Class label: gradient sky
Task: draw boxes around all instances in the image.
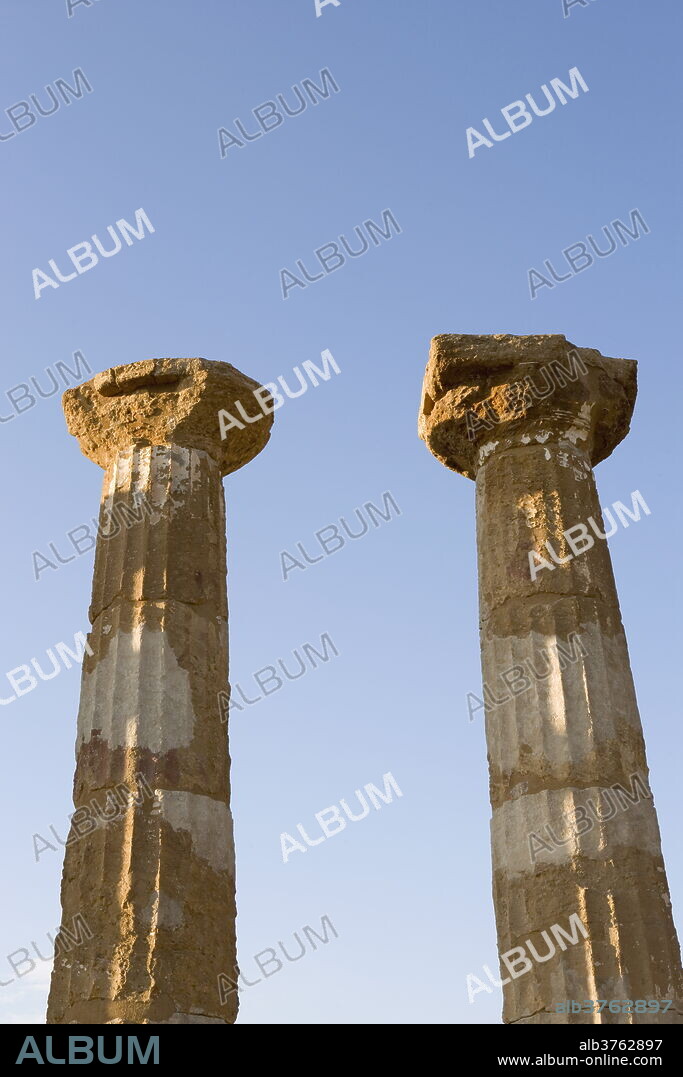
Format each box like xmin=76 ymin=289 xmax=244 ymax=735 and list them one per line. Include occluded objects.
xmin=0 ymin=0 xmax=680 ymax=1024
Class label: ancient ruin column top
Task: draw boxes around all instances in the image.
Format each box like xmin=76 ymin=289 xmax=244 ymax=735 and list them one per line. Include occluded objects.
xmin=63 ymin=357 xmax=273 ymax=474
xmin=418 ymin=334 xmax=636 ymax=480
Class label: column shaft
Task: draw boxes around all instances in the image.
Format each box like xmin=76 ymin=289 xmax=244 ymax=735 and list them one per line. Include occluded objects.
xmin=47 ymin=444 xmax=236 ymax=1025
xmin=477 ymin=440 xmax=682 ymax=1024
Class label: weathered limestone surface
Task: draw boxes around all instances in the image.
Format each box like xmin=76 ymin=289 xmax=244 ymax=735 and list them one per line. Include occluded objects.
xmin=48 ymin=358 xmax=273 ymax=1025
xmin=419 ymin=334 xmax=683 ymax=1024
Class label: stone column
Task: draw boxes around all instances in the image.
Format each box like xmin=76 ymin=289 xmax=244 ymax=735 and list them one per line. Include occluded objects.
xmin=47 ymin=358 xmax=273 ymax=1025
xmin=419 ymin=334 xmax=682 ymax=1024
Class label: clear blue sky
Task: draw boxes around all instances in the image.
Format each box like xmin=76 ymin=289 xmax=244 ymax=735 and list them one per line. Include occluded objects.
xmin=0 ymin=0 xmax=680 ymax=1024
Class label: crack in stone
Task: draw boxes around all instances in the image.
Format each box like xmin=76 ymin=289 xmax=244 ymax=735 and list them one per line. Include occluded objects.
xmin=481 ymin=590 xmax=611 ymax=623
xmin=507 ymin=1006 xmax=552 ymax=1023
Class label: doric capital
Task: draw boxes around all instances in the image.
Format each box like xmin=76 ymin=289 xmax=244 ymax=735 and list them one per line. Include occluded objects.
xmin=418 ymin=334 xmax=637 ymax=479
xmin=63 ymin=357 xmax=273 ymax=474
